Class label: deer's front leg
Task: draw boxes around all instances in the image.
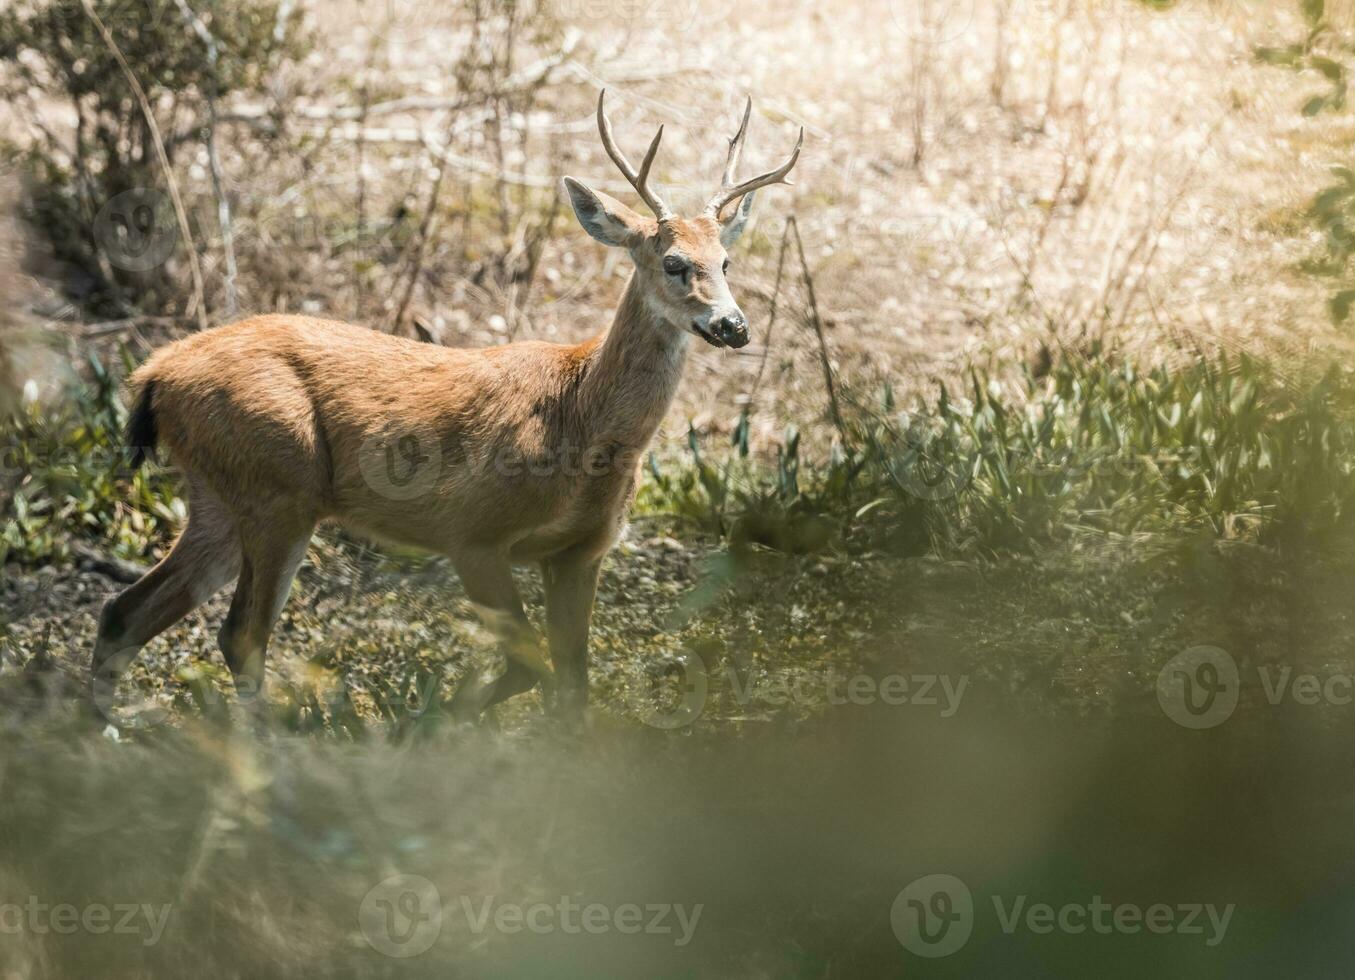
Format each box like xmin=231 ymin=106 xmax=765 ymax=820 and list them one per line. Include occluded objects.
xmin=543 ymin=552 xmax=603 ymax=719
xmin=449 ymin=549 xmax=552 ymax=722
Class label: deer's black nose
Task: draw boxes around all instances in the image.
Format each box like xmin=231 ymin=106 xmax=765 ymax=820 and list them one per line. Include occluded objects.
xmin=714 ymin=313 xmax=749 ymax=348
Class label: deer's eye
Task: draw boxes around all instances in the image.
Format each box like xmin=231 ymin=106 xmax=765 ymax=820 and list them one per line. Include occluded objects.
xmin=662 ymin=255 xmax=689 ymax=280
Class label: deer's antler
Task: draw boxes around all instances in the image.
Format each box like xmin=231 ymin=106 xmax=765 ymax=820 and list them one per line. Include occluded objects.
xmin=596 ymin=90 xmax=673 ymax=222
xmin=704 ymin=97 xmax=803 ymax=219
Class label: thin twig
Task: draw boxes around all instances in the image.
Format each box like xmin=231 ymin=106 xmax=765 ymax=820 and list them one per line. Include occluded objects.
xmin=748 ymin=217 xmax=794 ymax=410
xmin=786 ymin=216 xmax=847 ymax=444
xmin=174 ymin=0 xmax=238 ymax=317
xmin=67 ymin=315 xmax=190 ymax=337
xmin=390 ymin=129 xmax=457 ymax=331
xmin=354 ymin=40 xmax=378 ymax=320
xmin=81 ymin=0 xmax=207 ymax=330
xmin=221 ymin=40 xmax=584 ymax=128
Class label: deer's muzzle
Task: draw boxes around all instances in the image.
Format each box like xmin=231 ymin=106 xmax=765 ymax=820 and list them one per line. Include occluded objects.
xmin=711 ymin=312 xmax=749 ymax=349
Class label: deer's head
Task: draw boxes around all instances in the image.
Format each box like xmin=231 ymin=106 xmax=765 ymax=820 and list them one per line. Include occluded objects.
xmin=564 ymin=92 xmax=802 ymax=350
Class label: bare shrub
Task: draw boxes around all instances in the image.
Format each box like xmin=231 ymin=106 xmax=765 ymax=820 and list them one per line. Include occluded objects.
xmin=0 ymin=0 xmax=309 ymax=317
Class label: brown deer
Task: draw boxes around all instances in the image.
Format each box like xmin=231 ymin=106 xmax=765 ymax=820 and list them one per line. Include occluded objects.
xmin=91 ymin=92 xmax=802 ymax=723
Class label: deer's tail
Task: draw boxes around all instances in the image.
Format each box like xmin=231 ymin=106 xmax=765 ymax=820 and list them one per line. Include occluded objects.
xmin=125 ymin=379 xmax=158 ymax=469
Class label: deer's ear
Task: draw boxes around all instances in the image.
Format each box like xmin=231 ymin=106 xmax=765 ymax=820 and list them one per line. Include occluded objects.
xmin=719 ymin=191 xmax=756 ymax=248
xmin=564 ymin=177 xmax=647 ymax=248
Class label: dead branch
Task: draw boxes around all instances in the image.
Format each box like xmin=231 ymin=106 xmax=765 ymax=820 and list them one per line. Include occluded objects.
xmin=80 ymin=0 xmax=207 ymax=331
xmin=173 ymin=0 xmax=239 ymax=317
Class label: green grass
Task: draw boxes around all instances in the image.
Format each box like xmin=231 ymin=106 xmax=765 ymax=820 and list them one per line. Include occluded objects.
xmin=641 ymin=347 xmax=1355 ymax=557
xmin=0 ymin=348 xmax=182 ymax=565
xmin=7 ymin=343 xmax=1355 ymax=571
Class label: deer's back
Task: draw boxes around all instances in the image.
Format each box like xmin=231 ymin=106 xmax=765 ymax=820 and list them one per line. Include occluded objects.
xmin=133 ymin=315 xmax=612 ymax=552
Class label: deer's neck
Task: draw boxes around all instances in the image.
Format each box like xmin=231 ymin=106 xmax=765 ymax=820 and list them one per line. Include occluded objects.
xmin=578 ymin=273 xmax=690 ymax=451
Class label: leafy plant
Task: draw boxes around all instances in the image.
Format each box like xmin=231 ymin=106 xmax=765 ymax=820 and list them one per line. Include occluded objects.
xmin=1254 ymin=0 xmax=1355 ymax=320
xmin=0 ymin=348 xmax=182 ymax=565
xmin=643 ymin=349 xmax=1355 ymax=557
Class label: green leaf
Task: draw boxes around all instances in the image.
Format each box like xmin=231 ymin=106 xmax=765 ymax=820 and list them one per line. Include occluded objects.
xmin=1255 ymin=45 xmax=1302 ymax=67
xmin=1303 ymin=94 xmax=1330 ymax=116
xmin=1330 ymin=289 xmax=1355 ymax=322
xmin=1303 ymin=0 xmax=1325 ymax=27
xmin=1311 ymin=184 xmax=1354 ymax=217
xmin=1312 ymin=55 xmax=1345 ymax=81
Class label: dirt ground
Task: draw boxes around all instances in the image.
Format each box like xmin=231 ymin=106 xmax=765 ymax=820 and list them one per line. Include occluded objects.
xmin=5 ymin=0 xmax=1355 ymax=728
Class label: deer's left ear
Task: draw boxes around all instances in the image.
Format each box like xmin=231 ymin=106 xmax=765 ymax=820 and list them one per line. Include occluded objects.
xmin=719 ymin=192 xmax=756 ymax=248
xmin=563 ymin=177 xmax=648 ymax=248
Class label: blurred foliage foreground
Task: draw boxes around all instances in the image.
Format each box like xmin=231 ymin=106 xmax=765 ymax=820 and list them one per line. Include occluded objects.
xmin=4 ymin=672 xmax=1355 ymax=977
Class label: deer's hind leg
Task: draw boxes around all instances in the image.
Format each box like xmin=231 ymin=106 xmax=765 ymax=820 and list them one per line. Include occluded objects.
xmin=91 ymin=479 xmax=242 ymax=705
xmin=216 ymin=507 xmax=314 ymax=706
xmin=448 ymin=549 xmax=553 ymax=722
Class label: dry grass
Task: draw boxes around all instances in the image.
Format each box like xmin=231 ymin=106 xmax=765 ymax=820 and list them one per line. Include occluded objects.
xmin=289 ymin=0 xmax=1353 ymax=446
xmin=0 ymin=173 xmax=57 ymax=413
xmin=3 ymin=0 xmax=1347 ymax=455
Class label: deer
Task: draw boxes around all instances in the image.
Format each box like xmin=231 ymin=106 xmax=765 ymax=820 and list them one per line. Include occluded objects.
xmin=91 ymin=91 xmax=802 ymax=725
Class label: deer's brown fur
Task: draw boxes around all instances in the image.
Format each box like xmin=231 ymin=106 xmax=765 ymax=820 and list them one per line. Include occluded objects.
xmin=91 ymin=94 xmax=802 ymax=722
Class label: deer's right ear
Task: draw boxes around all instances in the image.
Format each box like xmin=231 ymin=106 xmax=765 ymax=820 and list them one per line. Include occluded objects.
xmin=563 ymin=177 xmax=647 ymax=248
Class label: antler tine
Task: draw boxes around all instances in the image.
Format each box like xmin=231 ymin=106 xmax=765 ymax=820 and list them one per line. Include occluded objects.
xmin=720 ymin=96 xmax=753 ymax=188
xmin=704 ymin=99 xmax=803 ymax=218
xmin=596 ymin=90 xmax=673 ymax=221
